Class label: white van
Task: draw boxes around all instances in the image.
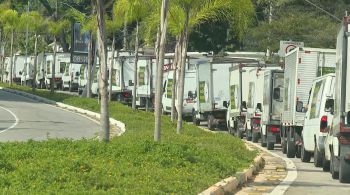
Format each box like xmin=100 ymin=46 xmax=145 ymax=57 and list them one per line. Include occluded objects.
xmin=45 ymin=53 xmax=70 ymax=89
xmin=301 ymin=74 xmax=335 ymax=167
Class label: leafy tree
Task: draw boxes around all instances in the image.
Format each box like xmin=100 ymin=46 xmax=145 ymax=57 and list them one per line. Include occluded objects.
xmin=1 ymin=9 xmax=19 ymax=86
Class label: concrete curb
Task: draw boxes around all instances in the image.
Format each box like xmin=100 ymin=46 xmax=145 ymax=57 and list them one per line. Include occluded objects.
xmin=198 ymin=152 xmax=265 ymax=195
xmin=0 ymin=87 xmax=126 ymax=137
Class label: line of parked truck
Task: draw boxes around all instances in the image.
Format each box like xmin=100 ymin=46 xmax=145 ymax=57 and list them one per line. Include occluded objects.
xmin=2 ymin=15 xmax=350 ymax=184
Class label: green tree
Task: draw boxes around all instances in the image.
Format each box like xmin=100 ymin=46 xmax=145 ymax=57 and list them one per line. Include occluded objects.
xmin=168 ymin=0 xmax=254 ymax=133
xmin=1 ymin=9 xmax=19 ymax=86
xmin=114 ymin=0 xmax=154 ymax=110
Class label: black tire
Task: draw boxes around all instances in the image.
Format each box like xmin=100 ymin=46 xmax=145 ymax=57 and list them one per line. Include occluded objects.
xmin=193 ymin=115 xmax=200 ymax=126
xmin=314 ymin=144 xmax=323 ymax=167
xmin=282 ymin=139 xmax=287 ymax=154
xmin=339 ymin=157 xmax=350 ymax=183
xmin=330 ymin=154 xmax=339 ymax=179
xmin=296 ymin=145 xmax=302 ymax=158
xmin=246 ymin=130 xmax=252 ymax=141
xmin=252 ymin=132 xmax=259 ymax=143
xmin=301 ymin=144 xmax=311 ymax=162
xmin=267 ymin=142 xmax=275 ymax=150
xmin=207 ymin=115 xmax=215 ymax=130
xmin=323 ymin=159 xmax=330 ymax=172
xmin=261 ymin=133 xmax=267 ymax=147
xmin=287 ymin=130 xmax=296 ymax=158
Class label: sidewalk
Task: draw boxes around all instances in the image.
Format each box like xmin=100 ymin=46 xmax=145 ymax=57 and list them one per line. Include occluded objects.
xmin=236 ymin=152 xmax=287 ymax=194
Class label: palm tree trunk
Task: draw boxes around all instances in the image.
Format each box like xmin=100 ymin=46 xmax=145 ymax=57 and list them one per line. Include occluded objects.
xmin=87 ymin=32 xmax=93 ymax=98
xmin=96 ymin=0 xmax=110 ymax=142
xmin=123 ymin=19 xmax=128 ymax=50
xmin=176 ymin=13 xmax=189 ymax=134
xmin=154 ymin=0 xmax=169 ymax=142
xmin=9 ymin=29 xmax=14 ymax=86
xmin=171 ymin=36 xmax=182 ymax=122
xmin=109 ymin=33 xmax=116 ymax=102
xmin=132 ymin=21 xmax=139 ymax=110
xmin=51 ymin=36 xmax=56 ymax=94
xmin=32 ymin=33 xmax=38 ymax=91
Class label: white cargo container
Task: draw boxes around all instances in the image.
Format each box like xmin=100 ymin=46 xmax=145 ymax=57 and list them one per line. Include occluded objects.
xmin=281 ymin=47 xmax=336 ymax=158
xmin=324 ymin=18 xmax=350 ymax=183
xmin=261 ymin=69 xmax=284 ymax=149
xmin=10 ymin=55 xmax=27 ymax=85
xmin=20 ymin=56 xmax=35 ymax=86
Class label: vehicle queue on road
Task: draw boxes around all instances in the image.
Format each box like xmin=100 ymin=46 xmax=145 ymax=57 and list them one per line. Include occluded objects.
xmin=1 ymin=15 xmax=350 ymax=185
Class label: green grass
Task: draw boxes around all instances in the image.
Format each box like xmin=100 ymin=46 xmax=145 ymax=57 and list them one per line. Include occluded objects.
xmin=0 ymin=83 xmax=257 ymax=194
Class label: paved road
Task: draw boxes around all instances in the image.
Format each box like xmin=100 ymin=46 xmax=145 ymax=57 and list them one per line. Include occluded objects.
xmin=0 ymin=90 xmax=99 ymax=141
xmin=268 ymin=145 xmax=350 ymax=195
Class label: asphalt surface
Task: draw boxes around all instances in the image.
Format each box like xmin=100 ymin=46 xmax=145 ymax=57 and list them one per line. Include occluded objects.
xmin=199 ymin=122 xmax=350 ymax=194
xmin=0 ymin=90 xmax=99 ymax=141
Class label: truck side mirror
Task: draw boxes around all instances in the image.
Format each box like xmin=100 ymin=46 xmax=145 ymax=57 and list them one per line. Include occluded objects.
xmin=273 ymin=87 xmax=281 ymax=101
xmin=241 ymin=101 xmax=247 ymax=111
xmin=325 ymin=99 xmax=334 ymax=114
xmin=296 ymin=101 xmax=304 ymax=112
xmin=223 ymin=101 xmax=228 ymax=108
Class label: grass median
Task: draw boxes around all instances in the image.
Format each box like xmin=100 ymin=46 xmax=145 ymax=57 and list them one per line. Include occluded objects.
xmin=0 ymin=83 xmax=257 ymax=194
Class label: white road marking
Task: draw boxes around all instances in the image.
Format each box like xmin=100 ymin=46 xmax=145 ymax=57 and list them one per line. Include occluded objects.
xmin=0 ymin=105 xmax=19 ymax=134
xmin=247 ymin=142 xmax=297 ymax=195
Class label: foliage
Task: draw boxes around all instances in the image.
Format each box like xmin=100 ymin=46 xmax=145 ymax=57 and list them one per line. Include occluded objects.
xmin=0 ymin=83 xmax=257 ymax=194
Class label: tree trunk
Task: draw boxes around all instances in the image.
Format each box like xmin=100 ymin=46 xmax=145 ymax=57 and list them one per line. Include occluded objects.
xmin=176 ymin=14 xmax=189 ymax=134
xmin=123 ymin=19 xmax=128 ymax=50
xmin=132 ymin=21 xmax=139 ymax=110
xmin=87 ymin=32 xmax=93 ymax=98
xmin=171 ymin=36 xmax=182 ymax=122
xmin=109 ymin=33 xmax=116 ymax=102
xmin=154 ymin=0 xmax=169 ymax=142
xmin=96 ymin=0 xmax=110 ymax=142
xmin=32 ymin=33 xmax=38 ymax=91
xmin=51 ymin=36 xmax=56 ymax=94
xmin=9 ymin=29 xmax=14 ymax=86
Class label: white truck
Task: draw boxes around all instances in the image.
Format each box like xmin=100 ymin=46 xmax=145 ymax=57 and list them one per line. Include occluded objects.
xmin=11 ymin=55 xmax=27 ymax=85
xmin=162 ymin=56 xmax=208 ymax=119
xmin=194 ymin=57 xmax=246 ymax=130
xmin=324 ymin=17 xmax=350 ymax=183
xmin=20 ymin=56 xmax=35 ymax=86
xmin=44 ymin=53 xmax=70 ymax=89
xmin=62 ymin=63 xmax=82 ymax=91
xmin=301 ymin=74 xmax=335 ymax=168
xmin=281 ymin=47 xmax=336 ymax=158
xmin=260 ymin=69 xmax=284 ymax=149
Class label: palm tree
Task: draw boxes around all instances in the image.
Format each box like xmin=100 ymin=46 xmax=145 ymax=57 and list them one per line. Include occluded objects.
xmin=20 ymin=11 xmax=46 ymax=91
xmin=114 ymin=0 xmax=153 ymax=110
xmin=168 ymin=0 xmax=254 ymax=133
xmin=154 ymin=0 xmax=169 ymax=142
xmin=96 ymin=0 xmax=110 ymax=142
xmin=1 ymin=9 xmax=19 ymax=86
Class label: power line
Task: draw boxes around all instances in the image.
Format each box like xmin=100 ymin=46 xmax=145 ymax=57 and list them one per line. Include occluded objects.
xmin=304 ymin=0 xmax=342 ymax=22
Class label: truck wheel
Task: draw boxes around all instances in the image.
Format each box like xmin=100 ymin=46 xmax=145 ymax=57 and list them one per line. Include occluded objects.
xmin=282 ymin=140 xmax=287 ymax=154
xmin=193 ymin=115 xmax=200 ymax=126
xmin=339 ymin=158 xmax=350 ymax=183
xmin=330 ymin=154 xmax=339 ymax=179
xmin=314 ymin=144 xmax=323 ymax=167
xmin=301 ymin=144 xmax=311 ymax=162
xmin=296 ymin=145 xmax=302 ymax=158
xmin=261 ymin=133 xmax=267 ymax=147
xmin=207 ymin=115 xmax=215 ymax=130
xmin=267 ymin=142 xmax=275 ymax=150
xmin=246 ymin=129 xmax=252 ymax=141
xmin=252 ymin=132 xmax=259 ymax=143
xmin=287 ymin=130 xmax=296 ymax=158
xmin=323 ymin=159 xmax=330 ymax=172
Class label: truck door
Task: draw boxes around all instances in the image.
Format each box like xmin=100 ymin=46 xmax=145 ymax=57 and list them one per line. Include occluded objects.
xmin=196 ymin=62 xmax=212 ymax=113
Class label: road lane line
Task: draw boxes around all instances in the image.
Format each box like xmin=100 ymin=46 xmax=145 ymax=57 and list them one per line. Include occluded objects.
xmin=247 ymin=142 xmax=297 ymax=195
xmin=0 ymin=105 xmax=19 ymax=134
